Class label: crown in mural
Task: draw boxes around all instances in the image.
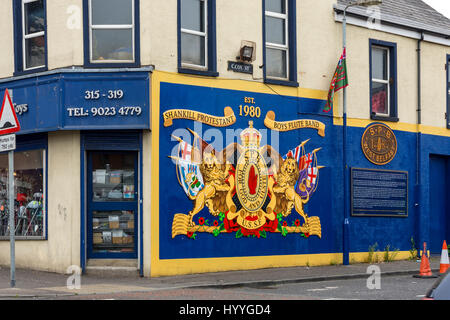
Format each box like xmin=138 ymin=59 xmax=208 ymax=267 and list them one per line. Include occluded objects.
xmin=240 ymin=121 xmax=261 ymax=148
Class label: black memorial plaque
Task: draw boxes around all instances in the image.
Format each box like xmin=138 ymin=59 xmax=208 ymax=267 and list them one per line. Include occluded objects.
xmin=351 ymin=168 xmax=408 ymax=217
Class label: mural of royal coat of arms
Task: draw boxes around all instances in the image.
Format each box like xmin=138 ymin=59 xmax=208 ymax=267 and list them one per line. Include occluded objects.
xmin=170 ymin=121 xmax=323 ymax=239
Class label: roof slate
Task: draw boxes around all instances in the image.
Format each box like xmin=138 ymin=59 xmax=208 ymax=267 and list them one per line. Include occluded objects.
xmin=337 ymin=0 xmax=450 ymax=36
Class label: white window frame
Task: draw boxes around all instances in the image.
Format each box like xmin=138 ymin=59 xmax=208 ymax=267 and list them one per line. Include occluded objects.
xmin=88 ymin=0 xmax=135 ymax=64
xmin=371 ymin=45 xmax=390 ymax=116
xmin=265 ymin=0 xmax=289 ymax=80
xmin=180 ymin=0 xmax=208 ymax=70
xmin=22 ymin=0 xmax=45 ymax=71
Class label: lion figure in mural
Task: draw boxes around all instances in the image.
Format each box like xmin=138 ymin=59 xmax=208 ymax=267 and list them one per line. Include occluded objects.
xmin=187 ymin=150 xmax=230 ymax=226
xmin=273 ymin=157 xmax=309 ymax=224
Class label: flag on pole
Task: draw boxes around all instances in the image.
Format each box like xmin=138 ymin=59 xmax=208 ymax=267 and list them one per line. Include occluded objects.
xmin=323 ymin=48 xmax=348 ymax=113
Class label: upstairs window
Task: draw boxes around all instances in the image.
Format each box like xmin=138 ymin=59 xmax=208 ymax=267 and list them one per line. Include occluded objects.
xmin=371 ymin=46 xmax=390 ymax=115
xmin=265 ymin=0 xmax=288 ymax=79
xmin=263 ymin=0 xmax=297 ymax=86
xmin=84 ymin=0 xmax=140 ymax=67
xmin=369 ymin=39 xmax=398 ymax=122
xmin=180 ymin=0 xmax=207 ymax=69
xmin=178 ymin=0 xmax=218 ymax=76
xmin=13 ymin=0 xmax=47 ymax=74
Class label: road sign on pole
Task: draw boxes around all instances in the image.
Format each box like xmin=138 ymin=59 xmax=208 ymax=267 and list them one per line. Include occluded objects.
xmin=0 ymin=89 xmax=20 ymax=135
xmin=1 ymin=89 xmax=21 ymax=288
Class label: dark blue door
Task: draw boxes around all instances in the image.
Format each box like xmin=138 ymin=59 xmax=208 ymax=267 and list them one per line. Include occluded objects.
xmin=429 ymin=155 xmax=449 ymax=253
xmin=87 ymin=151 xmax=138 ymax=259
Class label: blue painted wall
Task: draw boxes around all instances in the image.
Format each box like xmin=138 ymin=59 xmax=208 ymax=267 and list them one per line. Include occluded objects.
xmin=419 ymin=134 xmax=450 ymax=253
xmin=158 ymin=82 xmax=450 ymax=260
xmin=158 ymin=82 xmax=340 ymax=259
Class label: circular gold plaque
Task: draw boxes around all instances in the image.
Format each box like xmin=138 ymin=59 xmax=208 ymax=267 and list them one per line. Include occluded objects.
xmin=236 ymin=149 xmax=269 ymax=213
xmin=361 ymin=123 xmax=397 ymax=165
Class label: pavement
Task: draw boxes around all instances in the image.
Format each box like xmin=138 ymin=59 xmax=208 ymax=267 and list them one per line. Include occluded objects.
xmin=0 ymin=257 xmax=442 ymax=299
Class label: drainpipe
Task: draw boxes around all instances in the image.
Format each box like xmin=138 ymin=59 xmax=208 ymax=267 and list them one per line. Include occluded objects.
xmin=342 ymin=6 xmax=350 ymax=266
xmin=415 ymin=32 xmax=424 ymax=247
xmin=417 ymin=33 xmax=423 ymax=128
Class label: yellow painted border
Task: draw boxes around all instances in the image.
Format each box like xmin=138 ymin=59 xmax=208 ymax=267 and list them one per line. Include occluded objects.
xmin=335 ymin=117 xmax=450 ymax=138
xmin=150 ymin=70 xmax=327 ymax=101
xmin=149 ymin=70 xmax=445 ymax=277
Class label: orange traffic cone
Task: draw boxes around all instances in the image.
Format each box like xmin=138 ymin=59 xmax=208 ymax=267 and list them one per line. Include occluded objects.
xmin=439 ymin=240 xmax=449 ymax=274
xmin=414 ymin=242 xmax=438 ymax=278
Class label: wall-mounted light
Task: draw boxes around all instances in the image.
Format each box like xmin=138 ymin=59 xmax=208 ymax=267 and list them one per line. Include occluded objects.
xmin=237 ymin=41 xmax=256 ymax=62
xmin=241 ymin=46 xmax=253 ymax=62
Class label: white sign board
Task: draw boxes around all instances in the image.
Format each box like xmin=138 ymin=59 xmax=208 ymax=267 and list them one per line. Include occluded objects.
xmin=0 ymin=134 xmax=16 ymax=152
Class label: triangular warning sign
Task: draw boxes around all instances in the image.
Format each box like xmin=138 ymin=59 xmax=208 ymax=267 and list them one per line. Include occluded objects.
xmin=0 ymin=89 xmax=20 ymax=135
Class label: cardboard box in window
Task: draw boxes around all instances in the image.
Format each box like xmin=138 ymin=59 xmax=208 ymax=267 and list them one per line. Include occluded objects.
xmin=127 ymin=220 xmax=134 ymax=229
xmin=109 ymin=215 xmax=119 ymax=229
xmin=122 ymin=234 xmax=133 ymax=244
xmin=110 ymin=171 xmax=122 ymax=184
xmin=112 ymin=230 xmax=124 ymax=244
xmin=93 ymin=233 xmax=103 ymax=244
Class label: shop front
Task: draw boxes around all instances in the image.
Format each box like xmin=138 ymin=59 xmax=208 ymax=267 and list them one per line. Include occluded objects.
xmin=0 ymin=68 xmax=448 ymax=277
xmin=0 ymin=68 xmax=150 ymax=274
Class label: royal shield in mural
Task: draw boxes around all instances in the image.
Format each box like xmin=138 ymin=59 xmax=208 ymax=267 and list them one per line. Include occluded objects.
xmin=170 ymin=121 xmax=322 ymax=239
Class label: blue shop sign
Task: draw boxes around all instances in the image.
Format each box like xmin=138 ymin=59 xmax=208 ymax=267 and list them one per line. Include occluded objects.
xmin=0 ymin=70 xmax=150 ymax=134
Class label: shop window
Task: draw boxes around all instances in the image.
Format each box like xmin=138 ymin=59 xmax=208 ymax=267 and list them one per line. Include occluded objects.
xmin=369 ymin=39 xmax=398 ymax=122
xmin=178 ymin=0 xmax=218 ymax=77
xmin=13 ymin=0 xmax=47 ymax=75
xmin=0 ymin=149 xmax=46 ymax=239
xmin=84 ymin=0 xmax=140 ymax=67
xmin=263 ymin=0 xmax=298 ymax=87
